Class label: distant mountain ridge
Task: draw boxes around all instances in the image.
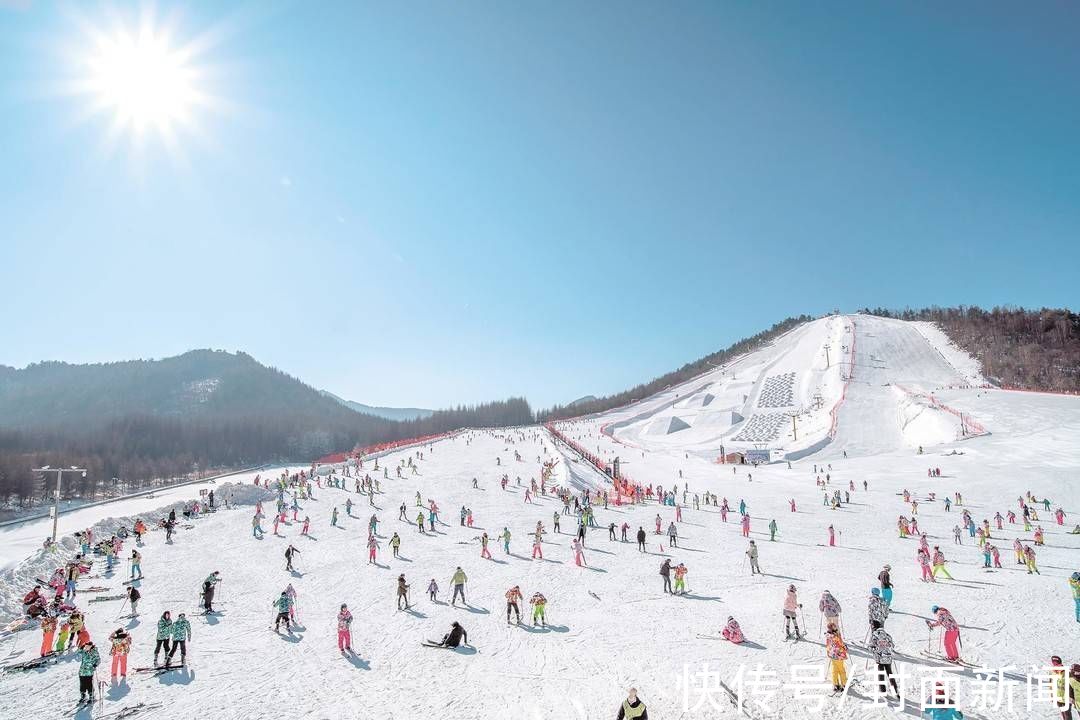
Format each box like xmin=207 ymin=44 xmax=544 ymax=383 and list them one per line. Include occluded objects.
xmin=320 ymin=391 xmax=433 ymax=421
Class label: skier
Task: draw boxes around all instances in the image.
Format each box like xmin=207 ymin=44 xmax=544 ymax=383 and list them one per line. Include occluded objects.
xmin=108 ymin=628 xmax=131 ymax=680
xmin=926 ymin=605 xmax=961 ymax=662
xmin=129 ymin=549 xmax=142 ymax=580
xmin=660 ymin=559 xmax=672 ymax=594
xmin=868 ymin=626 xmax=900 ymax=698
xmin=721 ymin=616 xmax=745 ymax=644
xmin=828 ymin=525 xmax=836 ymax=547
xmin=390 ymin=532 xmax=401 ymax=558
xmin=746 ymin=540 xmax=761 ymax=574
xmin=616 ymin=688 xmax=648 ymax=720
xmin=819 ymin=590 xmax=842 ymax=631
xmin=878 ymin=565 xmax=894 ymax=606
xmin=76 ymin=641 xmax=100 ymax=705
xmin=505 ymin=585 xmax=522 ymax=624
xmin=1071 ymin=572 xmax=1080 ymax=623
xmin=783 ymin=585 xmax=803 ymax=639
xmin=153 ymin=612 xmax=172 ymax=666
xmin=273 ymin=592 xmax=292 ymax=633
xmin=367 ymin=534 xmax=380 ymax=564
xmin=501 ymin=527 xmax=511 ymax=554
xmin=868 ymin=588 xmax=889 ymax=630
xmin=165 ymin=612 xmax=191 ymax=667
xmin=673 ymin=563 xmax=688 ymax=595
xmin=436 ymin=621 xmax=468 ymax=648
xmin=769 ymin=519 xmax=778 ymax=541
xmin=202 ymin=571 xmax=221 ymax=613
xmin=667 ymin=522 xmax=678 ymax=548
xmin=529 ymin=591 xmax=548 ymax=626
xmin=572 ymin=538 xmax=586 ymax=566
xmin=450 ymin=567 xmax=467 ymax=606
xmin=636 ymin=527 xmax=646 ymax=552
xmin=331 ymin=507 xmax=339 ymax=527
xmin=824 ymin=623 xmax=849 ymax=692
xmin=741 ymin=514 xmax=750 ymax=538
xmin=40 ymin=614 xmax=56 ymax=657
xmin=397 ymin=574 xmax=410 ymax=610
xmin=301 ymin=516 xmax=310 ymax=536
xmin=427 ymin=578 xmax=439 ymax=603
xmin=285 ymin=545 xmax=300 ymax=571
xmin=480 ymin=533 xmax=492 ymax=560
xmin=1023 ymin=545 xmax=1040 ymax=575
xmin=932 ymin=547 xmax=953 ymax=580
xmin=337 ymin=604 xmax=353 ymax=652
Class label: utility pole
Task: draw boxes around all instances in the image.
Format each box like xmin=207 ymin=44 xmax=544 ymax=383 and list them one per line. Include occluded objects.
xmin=34 ymin=465 xmax=88 ymax=543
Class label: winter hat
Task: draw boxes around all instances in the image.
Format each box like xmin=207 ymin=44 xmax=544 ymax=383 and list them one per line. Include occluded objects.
xmin=931 ymin=605 xmax=940 ymax=614
xmin=870 ymin=588 xmax=880 ymax=596
xmin=827 ymin=622 xmax=837 ymax=632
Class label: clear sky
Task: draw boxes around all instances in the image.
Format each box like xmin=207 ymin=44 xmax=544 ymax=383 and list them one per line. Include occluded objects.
xmin=2 ymin=2 xmax=1078 ymax=410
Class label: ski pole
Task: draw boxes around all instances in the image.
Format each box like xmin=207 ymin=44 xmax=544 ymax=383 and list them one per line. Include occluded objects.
xmin=818 ymin=612 xmax=823 ymax=637
xmin=114 ymin=598 xmax=128 ymax=621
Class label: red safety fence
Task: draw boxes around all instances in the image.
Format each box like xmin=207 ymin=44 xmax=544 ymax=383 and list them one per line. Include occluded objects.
xmin=314 ymin=431 xmax=459 ymax=465
xmin=893 ymin=384 xmax=987 ymax=437
xmin=545 ymin=423 xmax=648 ymax=500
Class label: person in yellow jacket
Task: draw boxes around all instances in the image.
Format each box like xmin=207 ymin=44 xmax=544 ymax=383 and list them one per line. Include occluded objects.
xmin=108 ymin=628 xmax=131 ymax=679
xmin=615 ymin=687 xmax=648 ymax=720
xmin=824 ymin=623 xmax=849 ymax=692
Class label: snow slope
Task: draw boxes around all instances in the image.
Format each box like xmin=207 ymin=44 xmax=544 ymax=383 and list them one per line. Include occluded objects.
xmin=0 ymin=316 xmax=1077 ymax=720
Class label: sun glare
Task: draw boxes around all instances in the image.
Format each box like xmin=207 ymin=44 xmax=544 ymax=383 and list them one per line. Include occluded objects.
xmin=63 ymin=5 xmax=226 ymax=154
xmin=88 ymin=29 xmax=196 ymax=133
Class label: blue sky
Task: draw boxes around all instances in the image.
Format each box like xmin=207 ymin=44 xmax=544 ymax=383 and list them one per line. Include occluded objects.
xmin=2 ymin=2 xmax=1078 ymax=409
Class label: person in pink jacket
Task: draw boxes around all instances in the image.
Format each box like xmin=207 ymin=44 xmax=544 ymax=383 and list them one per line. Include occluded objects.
xmin=926 ymin=605 xmax=961 ymax=661
xmin=572 ymin=538 xmax=586 ymax=567
xmin=918 ymin=548 xmax=934 ymax=583
xmin=722 ymin=616 xmax=745 ymax=644
xmin=741 ymin=515 xmax=751 ymax=538
xmin=336 ymin=604 xmax=352 ymax=652
xmin=783 ymin=585 xmax=803 ymax=639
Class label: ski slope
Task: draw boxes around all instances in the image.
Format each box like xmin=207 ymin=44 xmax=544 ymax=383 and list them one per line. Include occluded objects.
xmin=0 ymin=316 xmax=1077 ymax=720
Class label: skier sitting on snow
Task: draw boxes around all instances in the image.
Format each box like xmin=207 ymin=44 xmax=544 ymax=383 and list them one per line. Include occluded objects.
xmin=439 ymin=621 xmax=468 ymax=648
xmin=721 ymin=617 xmax=745 ymax=644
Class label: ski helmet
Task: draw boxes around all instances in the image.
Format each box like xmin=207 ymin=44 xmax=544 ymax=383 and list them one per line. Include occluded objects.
xmin=871 ymin=588 xmax=880 ymax=596
xmin=931 ymin=605 xmax=940 ymax=614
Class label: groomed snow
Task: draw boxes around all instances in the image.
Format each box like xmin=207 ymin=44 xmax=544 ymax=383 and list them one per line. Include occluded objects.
xmin=0 ymin=316 xmax=1077 ymax=720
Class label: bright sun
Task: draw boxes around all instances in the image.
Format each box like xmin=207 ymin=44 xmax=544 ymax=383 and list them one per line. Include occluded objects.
xmin=65 ymin=6 xmax=222 ymax=152
xmin=88 ymin=29 xmax=197 ymax=133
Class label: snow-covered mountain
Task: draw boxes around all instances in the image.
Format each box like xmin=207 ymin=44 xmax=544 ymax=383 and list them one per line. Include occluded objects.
xmin=320 ymin=390 xmax=434 ymax=422
xmin=0 ymin=315 xmax=1076 ymax=720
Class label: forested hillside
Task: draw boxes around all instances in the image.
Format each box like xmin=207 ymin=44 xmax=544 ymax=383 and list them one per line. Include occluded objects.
xmin=0 ymin=351 xmax=532 ymax=504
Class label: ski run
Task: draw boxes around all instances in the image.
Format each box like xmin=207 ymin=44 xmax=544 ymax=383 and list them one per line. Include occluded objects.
xmin=0 ymin=315 xmax=1078 ymax=719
